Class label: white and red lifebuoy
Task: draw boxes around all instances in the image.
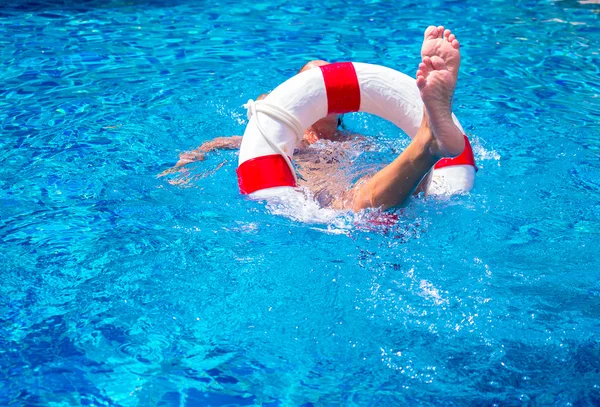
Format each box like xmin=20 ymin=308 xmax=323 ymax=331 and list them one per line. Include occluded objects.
xmin=237 ymin=62 xmax=476 ymax=198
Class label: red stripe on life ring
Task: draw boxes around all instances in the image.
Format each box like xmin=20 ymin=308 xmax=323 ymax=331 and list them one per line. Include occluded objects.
xmin=434 ymin=135 xmax=478 ymax=171
xmin=320 ymin=62 xmax=361 ymax=114
xmin=237 ymin=154 xmax=297 ymax=194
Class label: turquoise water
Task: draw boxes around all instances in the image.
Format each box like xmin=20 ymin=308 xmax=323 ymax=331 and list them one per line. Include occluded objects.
xmin=1 ymin=0 xmax=600 ymax=405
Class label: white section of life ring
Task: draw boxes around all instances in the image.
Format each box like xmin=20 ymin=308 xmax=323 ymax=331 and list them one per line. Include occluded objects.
xmin=238 ymin=67 xmax=327 ymax=165
xmin=429 ymin=165 xmax=475 ymax=195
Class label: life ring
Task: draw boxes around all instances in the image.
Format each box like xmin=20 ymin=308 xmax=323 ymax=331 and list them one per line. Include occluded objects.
xmin=236 ymin=62 xmax=476 ymax=198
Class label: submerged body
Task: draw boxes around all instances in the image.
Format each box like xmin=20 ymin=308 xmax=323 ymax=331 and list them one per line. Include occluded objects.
xmin=294 ymin=137 xmax=367 ymax=208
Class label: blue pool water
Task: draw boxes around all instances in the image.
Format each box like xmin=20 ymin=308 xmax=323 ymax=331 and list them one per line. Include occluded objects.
xmin=1 ymin=0 xmax=600 ymax=405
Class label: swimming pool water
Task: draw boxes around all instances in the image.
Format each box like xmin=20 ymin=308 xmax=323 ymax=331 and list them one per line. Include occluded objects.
xmin=1 ymin=0 xmax=600 ymax=405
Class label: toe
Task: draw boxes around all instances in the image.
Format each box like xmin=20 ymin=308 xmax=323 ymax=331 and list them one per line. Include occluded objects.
xmin=452 ymin=39 xmax=460 ymax=49
xmin=449 ymin=33 xmax=456 ymax=42
xmin=424 ymin=25 xmax=437 ymax=39
xmin=423 ymin=56 xmax=434 ymax=72
xmin=419 ymin=62 xmax=428 ymax=74
xmin=416 ymin=76 xmax=426 ymax=89
xmin=444 ymin=29 xmax=451 ymax=40
xmin=437 ymin=26 xmax=444 ymax=37
xmin=430 ymin=56 xmax=446 ymax=70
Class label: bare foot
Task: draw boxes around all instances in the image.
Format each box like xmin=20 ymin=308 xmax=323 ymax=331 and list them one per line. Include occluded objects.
xmin=421 ymin=25 xmax=460 ymax=79
xmin=416 ymin=26 xmax=464 ymax=158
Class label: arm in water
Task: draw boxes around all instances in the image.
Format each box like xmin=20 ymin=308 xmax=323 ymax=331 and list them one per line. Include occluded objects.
xmin=157 ymin=136 xmax=242 ymax=178
xmin=175 ymin=136 xmax=243 ymax=167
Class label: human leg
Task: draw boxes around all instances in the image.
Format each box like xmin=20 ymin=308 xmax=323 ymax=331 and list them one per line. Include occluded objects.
xmin=348 ymin=26 xmax=464 ymax=211
xmin=349 ymin=113 xmax=441 ymax=210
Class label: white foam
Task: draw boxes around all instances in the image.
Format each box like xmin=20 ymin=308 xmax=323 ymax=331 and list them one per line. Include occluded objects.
xmin=471 ymin=137 xmax=501 ymax=162
xmin=251 ymin=187 xmax=354 ymax=231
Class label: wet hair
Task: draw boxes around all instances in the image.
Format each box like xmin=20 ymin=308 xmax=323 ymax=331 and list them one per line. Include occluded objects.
xmin=297 ymin=60 xmax=329 ymax=74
